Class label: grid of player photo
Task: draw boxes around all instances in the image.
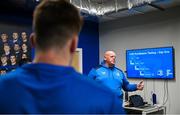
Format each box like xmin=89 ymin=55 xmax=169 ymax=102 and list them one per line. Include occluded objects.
xmin=0 ymin=32 xmax=32 ymax=75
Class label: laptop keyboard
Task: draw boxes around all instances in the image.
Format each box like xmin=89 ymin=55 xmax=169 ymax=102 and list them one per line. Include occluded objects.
xmin=136 ymin=104 xmax=154 ymax=109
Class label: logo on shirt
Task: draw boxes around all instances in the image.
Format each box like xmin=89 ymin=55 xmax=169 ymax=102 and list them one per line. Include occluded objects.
xmin=116 ymin=72 xmax=120 ymax=76
xmin=102 ymin=71 xmax=106 ymax=75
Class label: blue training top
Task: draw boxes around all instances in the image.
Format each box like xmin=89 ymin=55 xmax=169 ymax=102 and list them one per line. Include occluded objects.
xmin=0 ymin=63 xmax=125 ymax=114
xmin=88 ymin=62 xmax=137 ymax=97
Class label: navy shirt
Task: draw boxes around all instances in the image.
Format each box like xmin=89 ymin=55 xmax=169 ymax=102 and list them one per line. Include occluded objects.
xmin=88 ymin=62 xmax=137 ymax=97
xmin=0 ymin=63 xmax=124 ymax=114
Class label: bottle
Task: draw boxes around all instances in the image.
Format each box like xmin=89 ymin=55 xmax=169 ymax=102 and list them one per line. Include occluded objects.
xmin=152 ymin=93 xmax=157 ymax=105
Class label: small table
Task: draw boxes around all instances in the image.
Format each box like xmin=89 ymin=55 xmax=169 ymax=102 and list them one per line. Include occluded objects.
xmin=124 ymin=105 xmax=166 ymax=115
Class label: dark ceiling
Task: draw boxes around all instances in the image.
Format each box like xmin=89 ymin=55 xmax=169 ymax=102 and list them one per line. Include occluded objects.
xmin=0 ymin=0 xmax=180 ymax=22
xmin=0 ymin=0 xmax=38 ymax=18
xmin=99 ymin=0 xmax=180 ymax=22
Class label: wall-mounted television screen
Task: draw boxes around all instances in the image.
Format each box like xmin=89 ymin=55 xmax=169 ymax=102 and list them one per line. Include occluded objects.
xmin=126 ymin=46 xmax=175 ymax=79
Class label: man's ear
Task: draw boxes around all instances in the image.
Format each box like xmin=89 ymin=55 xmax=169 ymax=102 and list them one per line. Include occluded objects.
xmin=70 ymin=35 xmax=78 ymax=53
xmin=30 ymin=33 xmax=36 ymax=48
xmin=104 ymin=56 xmax=107 ymax=61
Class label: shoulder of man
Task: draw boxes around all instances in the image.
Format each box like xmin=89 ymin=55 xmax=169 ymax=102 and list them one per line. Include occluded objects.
xmin=89 ymin=65 xmax=104 ymax=74
xmin=114 ymin=67 xmax=124 ymax=72
xmin=0 ymin=67 xmax=24 ymax=84
xmin=93 ymin=65 xmax=103 ymax=70
xmin=0 ymin=68 xmax=24 ymax=105
xmin=71 ymin=73 xmax=125 ymax=113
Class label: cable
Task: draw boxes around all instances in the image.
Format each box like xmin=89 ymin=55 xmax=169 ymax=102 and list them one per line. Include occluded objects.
xmin=163 ymin=80 xmax=169 ymax=106
xmin=164 ymin=80 xmax=170 ymax=113
xmin=162 ymin=80 xmax=166 ymax=105
xmin=164 ymin=80 xmax=169 ymax=105
xmin=153 ymin=79 xmax=155 ymax=93
xmin=163 ymin=80 xmax=166 ymax=105
xmin=164 ymin=80 xmax=168 ymax=104
xmin=143 ymin=79 xmax=147 ymax=102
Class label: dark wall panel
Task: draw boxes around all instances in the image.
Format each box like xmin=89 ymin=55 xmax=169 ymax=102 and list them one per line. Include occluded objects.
xmin=79 ymin=21 xmax=99 ymax=75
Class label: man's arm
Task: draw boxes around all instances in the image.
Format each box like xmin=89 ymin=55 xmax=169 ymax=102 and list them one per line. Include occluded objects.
xmin=122 ymin=72 xmax=144 ymax=91
xmin=121 ymin=72 xmax=137 ymax=91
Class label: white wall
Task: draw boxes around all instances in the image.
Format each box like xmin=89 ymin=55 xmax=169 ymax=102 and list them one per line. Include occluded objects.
xmin=99 ymin=6 xmax=180 ymax=114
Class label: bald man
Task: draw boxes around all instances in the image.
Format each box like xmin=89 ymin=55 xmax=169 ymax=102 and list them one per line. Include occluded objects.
xmin=88 ymin=51 xmax=144 ymax=100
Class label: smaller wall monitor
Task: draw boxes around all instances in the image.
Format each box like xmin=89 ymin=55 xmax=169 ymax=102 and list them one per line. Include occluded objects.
xmin=126 ymin=46 xmax=175 ymax=79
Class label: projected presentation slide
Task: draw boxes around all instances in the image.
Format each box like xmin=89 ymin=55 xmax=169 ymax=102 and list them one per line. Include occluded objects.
xmin=126 ymin=47 xmax=175 ymax=79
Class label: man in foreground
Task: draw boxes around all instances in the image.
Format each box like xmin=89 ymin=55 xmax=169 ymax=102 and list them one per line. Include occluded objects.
xmin=0 ymin=0 xmax=124 ymax=114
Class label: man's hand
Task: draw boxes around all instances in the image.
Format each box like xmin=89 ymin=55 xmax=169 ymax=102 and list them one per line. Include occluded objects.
xmin=137 ymin=80 xmax=144 ymax=90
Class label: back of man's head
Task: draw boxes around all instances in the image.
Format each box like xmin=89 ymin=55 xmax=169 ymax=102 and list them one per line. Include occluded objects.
xmin=33 ymin=0 xmax=82 ymax=51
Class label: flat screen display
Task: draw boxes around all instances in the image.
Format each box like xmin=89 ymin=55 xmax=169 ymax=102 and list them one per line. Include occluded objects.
xmin=126 ymin=47 xmax=175 ymax=79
